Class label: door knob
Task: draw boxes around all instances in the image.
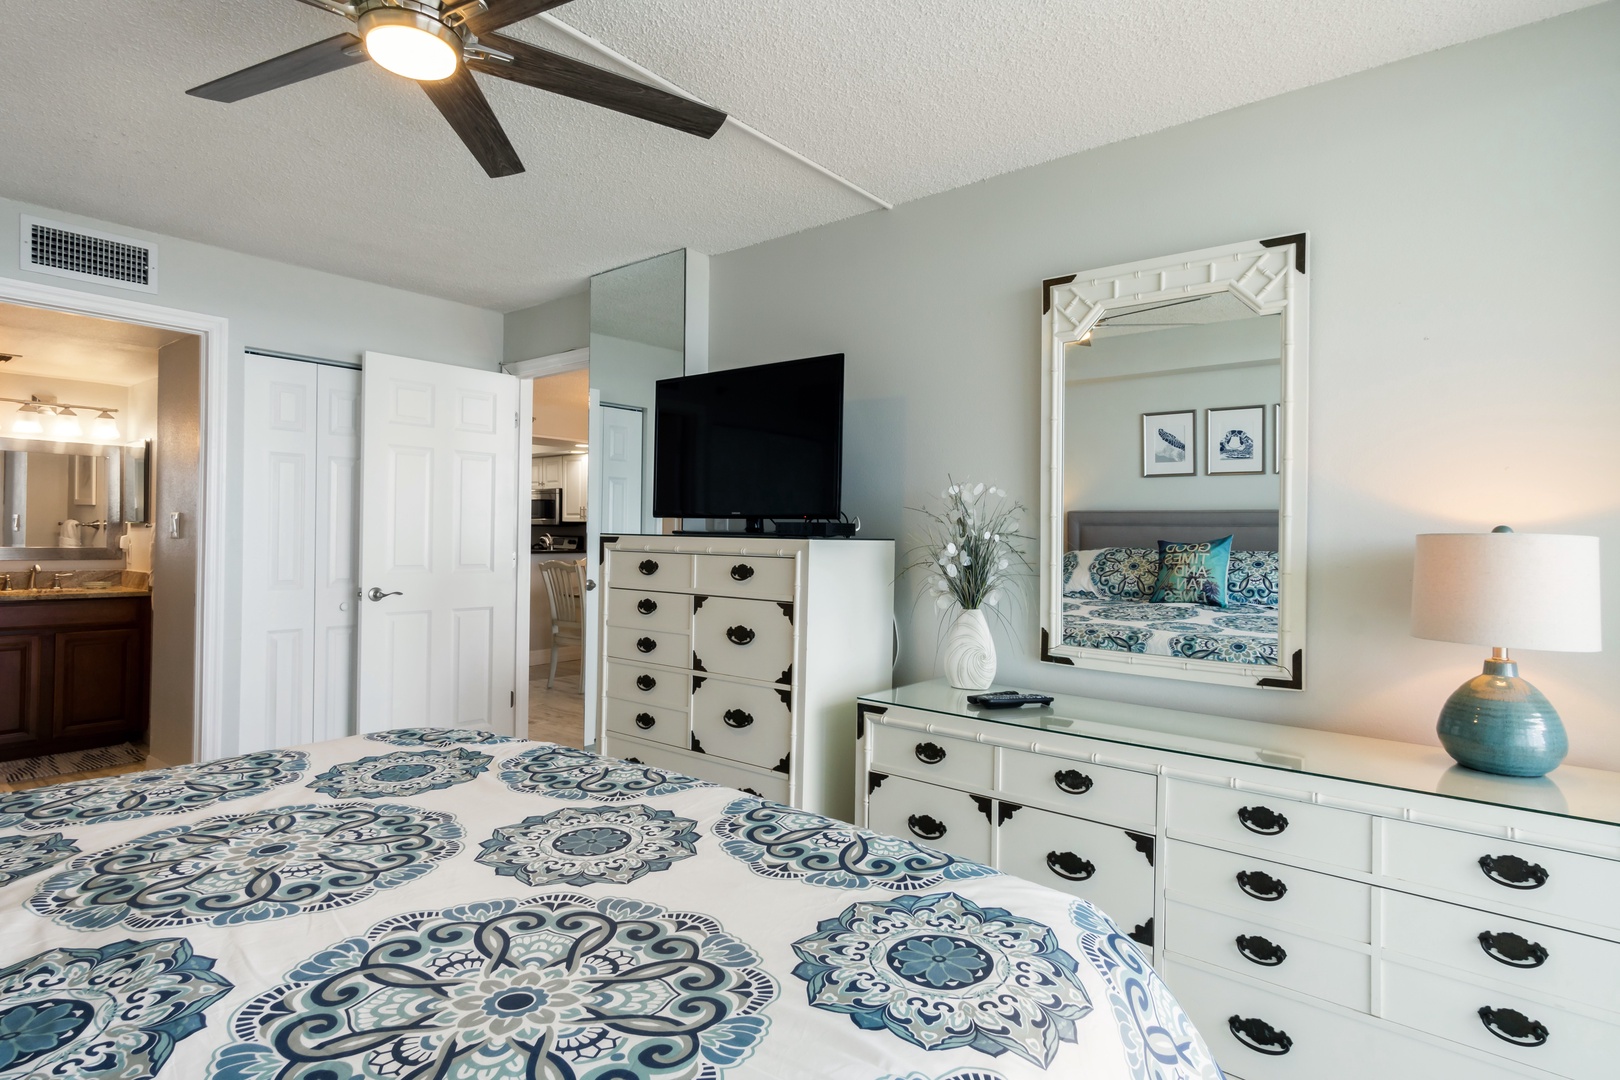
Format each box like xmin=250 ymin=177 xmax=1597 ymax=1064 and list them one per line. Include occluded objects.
xmin=367 ymin=587 xmax=404 ymax=602
xmin=586 ymin=579 xmax=597 ymax=591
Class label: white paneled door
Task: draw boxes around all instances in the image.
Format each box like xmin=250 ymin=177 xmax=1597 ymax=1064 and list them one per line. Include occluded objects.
xmin=239 ymin=356 xmax=360 ymax=752
xmin=357 ymin=352 xmax=520 ymax=736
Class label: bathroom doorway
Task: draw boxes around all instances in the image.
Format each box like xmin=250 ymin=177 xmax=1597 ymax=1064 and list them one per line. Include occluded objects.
xmin=0 ymin=286 xmax=214 ymax=791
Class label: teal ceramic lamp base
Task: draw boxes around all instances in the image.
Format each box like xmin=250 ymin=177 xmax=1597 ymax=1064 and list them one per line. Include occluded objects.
xmin=1436 ymin=656 xmax=1567 ymax=778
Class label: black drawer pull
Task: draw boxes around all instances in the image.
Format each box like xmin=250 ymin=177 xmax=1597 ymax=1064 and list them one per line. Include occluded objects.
xmin=1045 ymin=851 xmax=1095 ymax=881
xmin=1478 ymin=931 xmax=1549 ymax=969
xmin=907 ymin=814 xmax=946 ymax=841
xmin=1236 ymin=870 xmax=1288 ymax=902
xmin=1237 ymin=805 xmax=1289 ymax=835
xmin=1478 ymin=1006 xmax=1548 ymax=1048
xmin=1479 ymin=854 xmax=1548 ymax=890
xmin=914 ymin=742 xmax=946 ymax=765
xmin=638 ymin=559 xmax=659 ymax=576
xmin=1053 ymin=769 xmax=1093 ymax=795
xmin=636 ymin=598 xmax=658 ymax=615
xmin=1228 ymin=1016 xmax=1292 ymax=1056
xmin=635 ymin=636 xmax=657 ymax=654
xmin=725 ymin=625 xmax=756 ymax=646
xmin=635 ymin=674 xmax=657 ymax=692
xmin=1235 ymin=934 xmax=1288 ymax=967
xmin=634 ymin=713 xmax=656 ymax=730
xmin=722 ymin=709 xmax=754 ymax=729
xmin=729 ymin=563 xmax=755 ymax=581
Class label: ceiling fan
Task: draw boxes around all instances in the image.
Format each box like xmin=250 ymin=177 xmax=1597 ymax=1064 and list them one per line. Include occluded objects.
xmin=186 ymin=0 xmax=727 ymax=178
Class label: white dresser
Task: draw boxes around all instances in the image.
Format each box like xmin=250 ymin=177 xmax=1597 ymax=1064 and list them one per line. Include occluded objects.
xmin=597 ymin=534 xmax=893 ymax=818
xmin=856 ymin=681 xmax=1620 ymax=1080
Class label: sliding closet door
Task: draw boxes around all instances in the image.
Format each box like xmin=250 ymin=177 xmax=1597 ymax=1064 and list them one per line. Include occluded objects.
xmin=356 ymin=352 xmax=520 ymax=736
xmin=312 ymin=367 xmax=361 ymax=741
xmin=239 ymin=355 xmax=318 ymax=752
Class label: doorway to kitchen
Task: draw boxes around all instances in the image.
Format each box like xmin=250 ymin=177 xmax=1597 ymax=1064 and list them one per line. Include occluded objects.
xmin=509 ymin=350 xmax=590 ymax=749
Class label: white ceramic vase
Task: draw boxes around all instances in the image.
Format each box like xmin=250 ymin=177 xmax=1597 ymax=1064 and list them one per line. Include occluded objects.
xmin=943 ymin=608 xmax=996 ymax=690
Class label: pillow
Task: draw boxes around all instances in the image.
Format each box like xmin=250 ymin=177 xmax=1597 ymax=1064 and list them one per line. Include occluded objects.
xmin=1061 ymin=550 xmax=1092 ymax=596
xmin=1083 ymin=547 xmax=1160 ymax=600
xmin=1227 ymin=549 xmax=1280 ymax=608
xmin=1150 ymin=535 xmax=1233 ymax=608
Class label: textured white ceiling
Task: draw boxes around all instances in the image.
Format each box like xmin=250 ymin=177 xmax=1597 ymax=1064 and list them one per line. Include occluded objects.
xmin=0 ymin=1 xmax=1597 ymax=312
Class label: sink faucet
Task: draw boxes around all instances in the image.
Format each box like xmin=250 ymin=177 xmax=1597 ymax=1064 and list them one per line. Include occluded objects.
xmin=29 ymin=564 xmax=40 ymax=590
xmin=51 ymin=572 xmax=72 ymax=591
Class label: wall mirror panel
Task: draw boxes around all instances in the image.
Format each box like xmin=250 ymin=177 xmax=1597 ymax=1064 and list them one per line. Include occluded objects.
xmin=1039 ymin=236 xmax=1308 ymax=688
xmin=590 ymin=249 xmax=686 ymax=533
xmin=0 ymin=437 xmax=148 ymax=558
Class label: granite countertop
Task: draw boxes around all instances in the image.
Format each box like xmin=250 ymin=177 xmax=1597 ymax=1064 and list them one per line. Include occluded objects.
xmin=0 ymin=586 xmax=151 ymax=602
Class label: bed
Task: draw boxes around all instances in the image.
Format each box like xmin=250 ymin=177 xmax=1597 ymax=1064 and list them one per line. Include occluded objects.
xmin=0 ymin=731 xmax=1221 ymax=1079
xmin=1062 ymin=510 xmax=1280 ymax=665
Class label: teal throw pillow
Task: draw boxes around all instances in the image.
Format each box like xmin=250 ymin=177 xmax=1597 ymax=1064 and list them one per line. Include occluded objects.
xmin=1150 ymin=535 xmax=1234 ymax=608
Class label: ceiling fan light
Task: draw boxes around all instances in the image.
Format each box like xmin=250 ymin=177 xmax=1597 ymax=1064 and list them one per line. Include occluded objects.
xmin=360 ymin=9 xmax=460 ymax=82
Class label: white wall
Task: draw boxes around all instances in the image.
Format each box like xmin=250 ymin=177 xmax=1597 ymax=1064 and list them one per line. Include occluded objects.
xmin=0 ymin=194 xmax=504 ymax=754
xmin=709 ymin=5 xmax=1620 ymax=768
xmin=505 ymin=290 xmax=589 ymax=363
xmin=1065 ymin=365 xmax=1281 ymax=512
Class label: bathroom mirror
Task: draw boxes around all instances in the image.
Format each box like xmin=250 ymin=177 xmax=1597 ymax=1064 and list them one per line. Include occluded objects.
xmin=0 ymin=437 xmax=133 ymax=558
xmin=1038 ymin=235 xmax=1309 ymax=688
xmin=121 ymin=441 xmax=151 ymax=526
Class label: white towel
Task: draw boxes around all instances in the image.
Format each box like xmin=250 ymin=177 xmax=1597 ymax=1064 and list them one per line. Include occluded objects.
xmin=58 ymin=519 xmax=80 ymax=547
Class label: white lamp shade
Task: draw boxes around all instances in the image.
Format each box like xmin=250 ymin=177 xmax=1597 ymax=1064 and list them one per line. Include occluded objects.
xmin=1412 ymin=531 xmax=1601 ymax=652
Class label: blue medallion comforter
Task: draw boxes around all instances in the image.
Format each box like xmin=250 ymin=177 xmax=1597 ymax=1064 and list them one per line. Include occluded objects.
xmin=0 ymin=730 xmax=1222 ymax=1079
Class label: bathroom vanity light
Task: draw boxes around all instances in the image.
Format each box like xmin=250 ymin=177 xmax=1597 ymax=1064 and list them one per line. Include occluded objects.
xmin=0 ymin=397 xmax=121 ymax=441
xmin=52 ymin=407 xmax=82 ymax=439
xmin=11 ymin=403 xmax=44 ymax=435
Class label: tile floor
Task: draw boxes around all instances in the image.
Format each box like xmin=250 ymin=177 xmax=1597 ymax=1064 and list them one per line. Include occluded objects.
xmin=528 ymin=659 xmax=588 ymax=748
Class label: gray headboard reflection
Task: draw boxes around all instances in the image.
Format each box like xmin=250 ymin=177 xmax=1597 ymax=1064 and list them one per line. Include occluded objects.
xmin=1066 ymin=510 xmax=1278 ymax=554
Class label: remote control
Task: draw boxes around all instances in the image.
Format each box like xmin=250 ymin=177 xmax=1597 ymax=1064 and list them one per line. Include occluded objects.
xmin=966 ymin=691 xmax=1055 ymax=709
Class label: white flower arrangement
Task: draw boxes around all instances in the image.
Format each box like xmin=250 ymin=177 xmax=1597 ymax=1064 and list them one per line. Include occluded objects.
xmin=903 ymin=478 xmax=1032 ymax=614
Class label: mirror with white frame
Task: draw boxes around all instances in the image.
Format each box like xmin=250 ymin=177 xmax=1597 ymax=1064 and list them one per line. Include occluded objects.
xmin=1039 ymin=236 xmax=1308 ymax=688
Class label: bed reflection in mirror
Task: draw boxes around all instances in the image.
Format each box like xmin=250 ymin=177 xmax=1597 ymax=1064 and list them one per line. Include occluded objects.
xmin=1040 ymin=237 xmax=1307 ymax=688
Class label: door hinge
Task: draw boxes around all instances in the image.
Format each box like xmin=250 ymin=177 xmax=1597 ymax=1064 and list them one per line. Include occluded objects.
xmin=514 ymin=411 xmax=520 ymax=428
xmin=510 ymin=690 xmax=515 ymax=708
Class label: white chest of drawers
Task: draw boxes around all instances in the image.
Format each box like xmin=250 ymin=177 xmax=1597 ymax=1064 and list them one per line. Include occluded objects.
xmin=597 ymin=534 xmax=893 ymax=818
xmin=857 ymin=680 xmax=1620 ymax=1080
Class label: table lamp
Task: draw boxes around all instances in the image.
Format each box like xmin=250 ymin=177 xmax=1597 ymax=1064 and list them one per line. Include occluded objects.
xmin=1411 ymin=526 xmax=1601 ymax=777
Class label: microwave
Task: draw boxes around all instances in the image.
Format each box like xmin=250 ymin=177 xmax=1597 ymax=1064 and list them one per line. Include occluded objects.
xmin=531 ymin=487 xmax=562 ymax=525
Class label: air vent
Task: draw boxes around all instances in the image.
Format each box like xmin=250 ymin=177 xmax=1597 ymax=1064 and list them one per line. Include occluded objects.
xmin=20 ymin=215 xmax=157 ymax=293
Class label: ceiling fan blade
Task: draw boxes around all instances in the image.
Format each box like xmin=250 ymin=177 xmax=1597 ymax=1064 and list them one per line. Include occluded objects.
xmin=420 ymin=68 xmax=525 ymax=178
xmin=470 ymin=34 xmax=725 ymax=139
xmin=186 ymin=33 xmax=365 ymax=103
xmin=458 ymin=0 xmax=576 ymax=38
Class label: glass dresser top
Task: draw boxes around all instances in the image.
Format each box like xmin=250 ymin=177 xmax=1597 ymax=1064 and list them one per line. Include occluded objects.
xmin=860 ymin=680 xmax=1620 ymax=828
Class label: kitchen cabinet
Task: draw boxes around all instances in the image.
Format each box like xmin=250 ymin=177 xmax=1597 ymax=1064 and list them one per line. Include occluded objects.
xmin=562 ymin=454 xmax=588 ymax=521
xmin=536 ymin=456 xmax=565 ymax=488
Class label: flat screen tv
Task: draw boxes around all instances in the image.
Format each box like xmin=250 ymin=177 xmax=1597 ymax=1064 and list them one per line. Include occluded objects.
xmin=653 ymin=354 xmax=843 ymax=523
